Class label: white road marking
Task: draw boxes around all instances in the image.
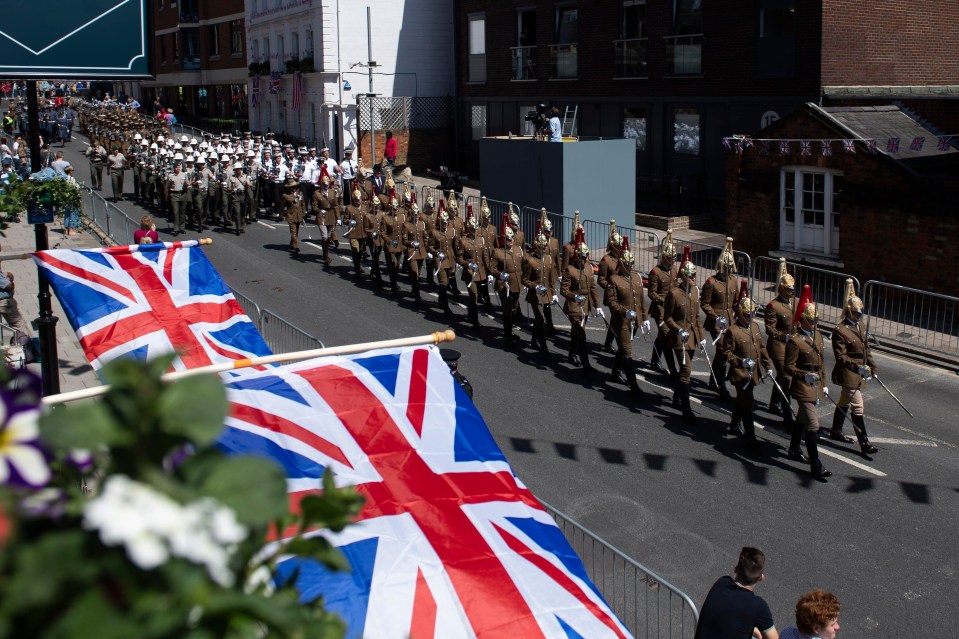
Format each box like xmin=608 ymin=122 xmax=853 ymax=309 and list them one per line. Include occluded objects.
xmin=256 ymin=220 xmax=275 ymax=229
xmin=869 ymin=437 xmax=937 ymax=447
xmin=304 ymin=241 xmax=322 ymax=251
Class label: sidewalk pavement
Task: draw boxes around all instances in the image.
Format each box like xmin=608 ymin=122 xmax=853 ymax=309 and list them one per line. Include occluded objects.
xmin=1 ymin=218 xmax=103 ymax=394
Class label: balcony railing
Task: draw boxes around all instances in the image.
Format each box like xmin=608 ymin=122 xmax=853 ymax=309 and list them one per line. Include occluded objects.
xmin=664 ymin=34 xmax=704 ymax=75
xmin=613 ymin=38 xmax=648 ymax=78
xmin=549 ymin=43 xmax=578 ymax=79
xmin=510 ymin=46 xmax=537 ymax=81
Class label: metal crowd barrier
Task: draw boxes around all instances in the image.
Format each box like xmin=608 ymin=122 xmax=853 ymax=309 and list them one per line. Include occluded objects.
xmin=541 ymin=500 xmax=699 ymax=638
xmin=751 ymin=256 xmax=857 ymax=328
xmin=86 ymin=190 xmax=139 ymax=246
xmin=259 ymin=309 xmax=325 ymax=354
xmin=863 ymin=281 xmax=959 ymax=360
xmin=670 ymin=238 xmax=751 ymax=286
xmin=228 ymin=287 xmax=263 ymax=329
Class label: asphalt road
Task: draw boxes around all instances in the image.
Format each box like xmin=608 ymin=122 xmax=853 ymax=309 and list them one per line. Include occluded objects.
xmin=62 ymin=137 xmax=958 ymax=638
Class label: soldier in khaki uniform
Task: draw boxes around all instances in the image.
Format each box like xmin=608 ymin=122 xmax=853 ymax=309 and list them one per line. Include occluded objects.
xmin=165 ymin=160 xmax=189 ymax=235
xmin=403 ymin=194 xmax=431 ymax=308
xmin=561 ymin=211 xmax=582 ymax=272
xmin=368 ymin=197 xmax=387 ymax=288
xmin=345 ymin=188 xmax=370 ymax=278
xmin=226 ymin=163 xmax=253 ymax=236
xmin=700 ymin=237 xmax=740 ymax=400
xmin=785 ymin=286 xmax=832 ymax=480
xmin=382 ymin=188 xmax=407 ymax=296
xmin=540 ymin=209 xmax=561 ymax=336
xmin=476 ymin=198 xmax=498 ymax=314
xmin=647 ymin=231 xmax=679 ymax=380
xmin=606 ymin=241 xmax=649 ymax=399
xmin=599 ymin=220 xmax=622 ymax=353
xmin=721 ymin=282 xmax=772 ymax=446
xmin=431 ymin=205 xmax=457 ymax=317
xmin=456 ymin=208 xmax=491 ymax=333
xmin=490 ymin=222 xmax=525 ymax=348
xmin=84 ymin=138 xmax=107 ymax=191
xmin=664 ymin=246 xmax=706 ymax=424
xmin=830 ymin=279 xmax=880 ymax=457
xmin=561 ymin=228 xmax=603 ymax=374
xmin=311 ymin=175 xmax=338 ymax=266
xmin=192 ymin=156 xmax=214 ymax=231
xmin=281 ymin=177 xmax=305 ymax=252
xmin=764 ymin=258 xmax=805 ymax=461
xmin=107 ymin=145 xmax=127 ymax=203
xmin=520 ymin=226 xmax=555 ymax=357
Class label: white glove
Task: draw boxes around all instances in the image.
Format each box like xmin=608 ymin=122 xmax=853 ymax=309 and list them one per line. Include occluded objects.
xmin=626 ymin=310 xmax=637 ymax=321
xmin=427 ymin=252 xmax=434 ymax=260
xmin=595 ymin=308 xmax=604 ymax=318
xmin=487 ymin=275 xmax=494 ymax=286
xmin=642 ymin=319 xmax=651 ymax=333
xmin=500 ymin=272 xmax=510 ymax=281
xmin=859 ymin=365 xmax=872 ymax=379
xmin=371 ymin=231 xmax=378 ymax=239
xmin=823 ymin=386 xmax=830 ymax=397
xmin=535 ymin=284 xmax=547 ymax=296
xmin=574 ymin=294 xmax=586 ymax=304
xmin=551 ymin=295 xmax=559 ymax=305
xmin=699 ymin=339 xmax=707 ymax=352
xmin=679 ymin=329 xmax=690 ymax=343
xmin=804 ymin=372 xmax=820 ymax=384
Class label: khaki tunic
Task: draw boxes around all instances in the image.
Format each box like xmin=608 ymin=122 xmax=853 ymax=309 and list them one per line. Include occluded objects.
xmin=561 ymin=264 xmax=601 ymax=323
xmin=722 ymin=322 xmax=771 ymax=386
xmin=521 ymin=252 xmax=555 ymax=306
xmin=763 ymin=297 xmax=795 ymax=362
xmin=404 ymin=218 xmax=431 ymax=261
xmin=831 ymin=321 xmax=876 ymax=390
xmin=382 ymin=211 xmax=407 ymax=253
xmin=311 ymin=189 xmax=337 ymax=226
xmin=785 ymin=330 xmax=826 ymax=403
xmin=663 ymin=285 xmax=705 ymax=350
xmin=700 ymin=273 xmax=740 ymax=334
xmin=647 ymin=262 xmax=679 ymax=322
xmin=457 ymin=234 xmax=491 ymax=284
xmin=281 ymin=190 xmax=305 ymax=223
xmin=491 ymin=245 xmax=524 ymax=294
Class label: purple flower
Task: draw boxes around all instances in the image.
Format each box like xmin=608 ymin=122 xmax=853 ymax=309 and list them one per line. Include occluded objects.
xmin=0 ymin=406 xmax=49 ymax=488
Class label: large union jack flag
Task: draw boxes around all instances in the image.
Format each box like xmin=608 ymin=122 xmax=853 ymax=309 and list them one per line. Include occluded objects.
xmin=32 ymin=241 xmax=272 ymax=373
xmin=219 ymin=346 xmax=632 ymax=639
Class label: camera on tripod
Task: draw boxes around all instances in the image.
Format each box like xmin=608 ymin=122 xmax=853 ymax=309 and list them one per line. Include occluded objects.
xmin=525 ymin=104 xmax=552 ymax=139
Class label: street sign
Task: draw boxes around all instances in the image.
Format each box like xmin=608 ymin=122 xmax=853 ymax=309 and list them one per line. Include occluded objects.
xmin=0 ymin=0 xmax=153 ymax=80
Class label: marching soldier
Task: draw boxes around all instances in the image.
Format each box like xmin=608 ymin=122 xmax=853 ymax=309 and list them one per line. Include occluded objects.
xmin=192 ymin=156 xmax=213 ymax=231
xmin=311 ymin=175 xmax=338 ymax=266
xmin=165 ymin=157 xmax=189 ymax=236
xmin=84 ymin=138 xmax=107 ymax=191
xmin=785 ymin=285 xmax=832 ymax=480
xmin=664 ymin=246 xmax=705 ymax=424
xmin=647 ymin=231 xmax=679 ymax=381
xmin=561 ymin=227 xmax=602 ymax=374
xmin=404 ymin=193 xmax=431 ymax=308
xmin=722 ymin=281 xmax=772 ymax=446
xmin=368 ymin=195 xmax=387 ymax=287
xmin=606 ymin=238 xmax=649 ymax=398
xmin=445 ymin=192 xmax=464 ymax=299
xmin=107 ymin=145 xmax=126 ymax=203
xmin=382 ymin=188 xmax=407 ymax=295
xmin=520 ymin=225 xmax=555 ymax=357
xmin=830 ymin=279 xmax=880 ymax=457
xmin=599 ymin=220 xmax=622 ymax=353
xmin=345 ymin=187 xmax=371 ymax=278
xmin=700 ymin=236 xmax=740 ymax=401
xmin=431 ymin=203 xmax=457 ymax=318
xmin=476 ymin=197 xmax=498 ymax=314
xmin=540 ymin=208 xmax=561 ymax=336
xmin=764 ymin=258 xmax=805 ymax=461
xmin=225 ymin=163 xmax=251 ymax=236
xmin=456 ymin=206 xmax=491 ymax=333
xmin=490 ymin=219 xmax=524 ymax=347
xmin=502 ymin=202 xmax=526 ymax=248
xmin=561 ymin=210 xmax=583 ymax=271
xmin=281 ymin=176 xmax=305 ymax=253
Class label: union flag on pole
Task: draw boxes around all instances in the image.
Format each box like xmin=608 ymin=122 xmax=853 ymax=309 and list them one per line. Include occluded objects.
xmin=33 ymin=241 xmax=272 ymax=373
xmin=219 ymin=347 xmax=632 ymax=638
xmin=292 ymin=71 xmax=302 ymax=110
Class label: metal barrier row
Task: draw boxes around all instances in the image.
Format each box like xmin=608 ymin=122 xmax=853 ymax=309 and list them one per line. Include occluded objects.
xmin=259 ymin=308 xmax=325 ymax=354
xmin=863 ymin=281 xmax=959 ymax=359
xmin=751 ymin=256 xmax=858 ymax=329
xmin=541 ymin=500 xmax=699 ymax=639
xmin=228 ymin=287 xmax=263 ymax=331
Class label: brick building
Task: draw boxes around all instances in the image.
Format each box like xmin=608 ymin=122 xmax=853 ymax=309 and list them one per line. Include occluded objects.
xmin=454 ymin=1 xmax=959 ymax=219
xmin=134 ymin=0 xmax=249 ymax=127
xmin=726 ymin=103 xmax=959 ymax=295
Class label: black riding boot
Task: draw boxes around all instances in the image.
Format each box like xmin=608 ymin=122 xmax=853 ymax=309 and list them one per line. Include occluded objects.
xmin=851 ymin=414 xmax=879 ymax=456
xmin=829 ymin=405 xmax=854 ymax=442
xmin=438 ymin=288 xmax=452 ymax=318
xmin=681 ymin=384 xmax=697 ymax=425
xmin=544 ymin=305 xmax=556 ymax=336
xmin=609 ymin=350 xmax=625 ymax=385
xmin=411 ymin=277 xmax=422 ymax=308
xmin=805 ymin=431 xmax=832 ymax=480
xmin=712 ymin=360 xmax=732 ymax=400
xmin=624 ymin=359 xmax=643 ymax=398
xmin=728 ymin=403 xmax=743 ymax=436
xmin=603 ymin=327 xmax=615 ymax=353
xmin=578 ymin=339 xmax=595 ymax=375
xmin=787 ymin=419 xmax=808 ymax=463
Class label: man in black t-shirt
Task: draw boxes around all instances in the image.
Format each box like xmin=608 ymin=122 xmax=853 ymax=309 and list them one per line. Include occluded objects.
xmin=694 ymin=547 xmax=779 ymax=639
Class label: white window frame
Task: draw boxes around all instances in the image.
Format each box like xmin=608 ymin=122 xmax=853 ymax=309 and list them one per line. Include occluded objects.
xmin=779 ymin=166 xmax=841 ymax=257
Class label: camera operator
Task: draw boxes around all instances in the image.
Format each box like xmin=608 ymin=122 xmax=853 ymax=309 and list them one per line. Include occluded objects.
xmin=548 ymin=107 xmax=562 ymax=142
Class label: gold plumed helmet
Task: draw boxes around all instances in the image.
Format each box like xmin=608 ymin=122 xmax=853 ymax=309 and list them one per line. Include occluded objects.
xmin=540 ymin=207 xmax=553 ymax=232
xmin=661 ymin=230 xmax=678 ymax=259
xmin=621 ymin=250 xmax=635 ymax=266
xmin=507 ymin=202 xmax=519 ymax=226
xmin=735 ymin=281 xmax=757 ymax=316
xmin=843 ymin=278 xmax=864 ymax=320
xmin=793 ymin=285 xmax=819 ymax=325
xmin=352 ymin=187 xmax=362 ymax=202
xmin=679 ymin=245 xmax=696 ymax=279
xmin=571 ymin=210 xmax=582 ymax=242
xmin=404 ymin=183 xmax=412 ymax=202
xmin=467 ymin=213 xmax=479 ymax=229
xmin=505 ymin=226 xmax=515 ymax=242
xmin=608 ymin=220 xmax=623 ymax=253
xmin=716 ymin=236 xmax=736 ymax=273
xmin=534 ymin=232 xmax=548 ymax=249
xmin=426 ymin=192 xmax=435 ymax=208
xmin=777 ymin=257 xmax=796 ymax=291
xmin=480 ymin=196 xmax=491 ymax=220
xmin=437 ymin=200 xmax=449 ymax=223
xmin=447 ymin=191 xmax=458 ymax=211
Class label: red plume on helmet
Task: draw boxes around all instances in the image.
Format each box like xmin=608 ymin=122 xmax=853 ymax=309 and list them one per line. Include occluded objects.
xmin=734 ymin=279 xmax=749 ymax=309
xmin=793 ymin=284 xmax=814 ymax=325
xmin=466 ymin=204 xmax=474 ymax=221
xmin=681 ymin=245 xmax=692 ymax=268
xmin=621 ymin=235 xmax=630 ymax=253
xmin=437 ymin=199 xmax=446 ymax=223
xmin=411 ymin=192 xmax=417 ymax=204
xmin=536 ymin=219 xmax=543 ymax=237
xmin=501 ymin=212 xmax=508 ymax=245
xmin=389 ymin=187 xmax=396 ymax=200
xmin=575 ymin=226 xmax=586 ymax=247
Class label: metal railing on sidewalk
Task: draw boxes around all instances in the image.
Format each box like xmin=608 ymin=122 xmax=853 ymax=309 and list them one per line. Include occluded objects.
xmin=672 ymin=238 xmax=751 ymax=285
xmin=228 ymin=287 xmax=262 ymax=329
xmin=582 ymin=219 xmax=662 ymax=277
xmin=259 ymin=309 xmax=325 ymax=354
xmin=541 ymin=500 xmax=699 ymax=638
xmin=751 ymin=257 xmax=857 ymax=328
xmin=86 ymin=189 xmax=139 ymax=246
xmin=863 ymin=281 xmax=959 ymax=360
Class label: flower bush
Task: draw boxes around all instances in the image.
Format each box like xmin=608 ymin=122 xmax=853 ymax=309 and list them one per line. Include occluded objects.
xmin=0 ymin=167 xmax=83 ymax=224
xmin=0 ymin=356 xmax=363 ymax=638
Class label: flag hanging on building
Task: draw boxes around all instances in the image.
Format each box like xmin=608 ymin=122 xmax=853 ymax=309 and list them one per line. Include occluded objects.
xmin=937 ymin=136 xmax=952 ymax=151
xmin=909 ymin=136 xmax=925 ymax=151
xmin=886 ymin=137 xmax=900 ymax=153
xmin=800 ymin=140 xmax=811 ymax=156
xmin=251 ymin=74 xmax=260 ymax=109
xmin=32 ymin=241 xmax=272 ymax=374
xmin=269 ymin=72 xmax=282 ymax=95
xmin=292 ymin=71 xmax=302 ymax=110
xmin=843 ymin=139 xmax=856 ymax=154
xmin=779 ymin=140 xmax=791 ymax=154
xmin=219 ymin=346 xmax=632 ymax=639
xmin=820 ymin=140 xmax=833 ymax=156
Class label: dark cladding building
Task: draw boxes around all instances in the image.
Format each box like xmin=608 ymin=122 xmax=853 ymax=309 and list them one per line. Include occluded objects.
xmin=453 ymin=1 xmax=959 ymax=220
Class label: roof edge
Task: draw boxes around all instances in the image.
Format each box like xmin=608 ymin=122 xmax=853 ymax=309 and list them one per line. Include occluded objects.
xmin=823 ymin=85 xmax=959 ymax=98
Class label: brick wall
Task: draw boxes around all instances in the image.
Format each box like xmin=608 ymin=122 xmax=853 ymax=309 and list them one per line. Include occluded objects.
xmin=821 ymin=0 xmax=959 ymax=86
xmin=726 ymin=106 xmax=959 ymax=294
xmin=357 ymin=129 xmax=453 ymax=172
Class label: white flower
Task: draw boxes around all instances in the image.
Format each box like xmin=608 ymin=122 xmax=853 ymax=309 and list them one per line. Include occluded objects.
xmin=244 ymin=565 xmax=276 ymax=596
xmin=0 ymin=408 xmax=50 ymax=488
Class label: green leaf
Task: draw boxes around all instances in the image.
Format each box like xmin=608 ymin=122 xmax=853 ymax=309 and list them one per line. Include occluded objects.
xmin=199 ymin=456 xmax=288 ymax=527
xmin=158 ymin=375 xmax=229 ymax=446
xmin=41 ymin=589 xmax=142 ymax=639
xmin=280 ymin=536 xmax=351 ymax=572
xmin=41 ymin=402 xmax=130 ymax=450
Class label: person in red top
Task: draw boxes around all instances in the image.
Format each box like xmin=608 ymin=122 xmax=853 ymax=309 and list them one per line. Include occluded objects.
xmin=383 ymin=130 xmax=397 ymax=168
xmin=133 ymin=214 xmax=159 ymax=245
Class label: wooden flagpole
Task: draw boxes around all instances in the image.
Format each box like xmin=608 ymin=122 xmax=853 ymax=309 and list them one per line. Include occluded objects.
xmin=2 ymin=238 xmax=214 ymax=263
xmin=41 ymin=329 xmax=456 ymax=406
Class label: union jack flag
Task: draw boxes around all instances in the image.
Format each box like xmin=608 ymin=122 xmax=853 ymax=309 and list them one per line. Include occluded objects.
xmin=32 ymin=242 xmax=272 ymax=373
xmin=909 ymin=136 xmax=925 ymax=151
xmin=886 ymin=137 xmax=900 ymax=153
xmin=220 ymin=347 xmax=632 ymax=638
xmin=269 ymin=72 xmax=282 ymax=95
xmin=937 ymin=136 xmax=952 ymax=151
xmin=722 ymin=137 xmax=732 ymax=150
xmin=866 ymin=139 xmax=877 ymax=154
xmin=292 ymin=71 xmax=303 ymax=111
xmin=820 ymin=140 xmax=833 ymax=156
xmin=800 ymin=140 xmax=812 ymax=156
xmin=251 ymin=74 xmax=260 ymax=109
xmin=759 ymin=140 xmax=770 ymax=155
xmin=843 ymin=139 xmax=856 ymax=154
xmin=779 ymin=140 xmax=791 ymax=155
